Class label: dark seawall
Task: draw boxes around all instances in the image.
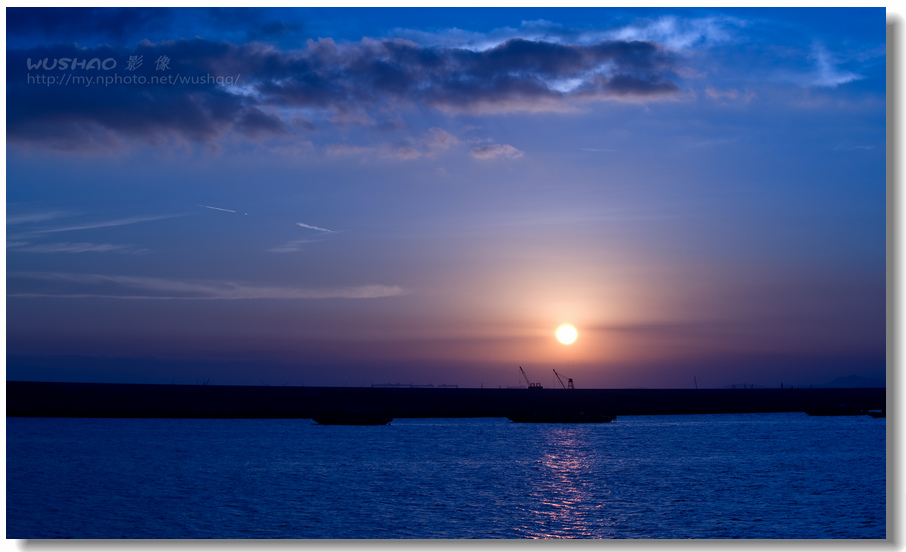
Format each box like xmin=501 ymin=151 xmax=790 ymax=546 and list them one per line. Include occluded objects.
xmin=6 ymin=381 xmax=886 ymax=418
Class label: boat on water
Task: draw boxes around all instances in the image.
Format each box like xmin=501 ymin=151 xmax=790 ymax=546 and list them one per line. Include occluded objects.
xmin=804 ymin=404 xmax=866 ymax=416
xmin=867 ymin=410 xmax=886 ymax=418
xmin=506 ymin=411 xmax=616 ymax=424
xmin=311 ymin=410 xmax=393 ymax=425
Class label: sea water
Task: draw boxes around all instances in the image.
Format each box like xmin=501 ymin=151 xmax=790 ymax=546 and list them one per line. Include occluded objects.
xmin=6 ymin=413 xmax=886 ymax=539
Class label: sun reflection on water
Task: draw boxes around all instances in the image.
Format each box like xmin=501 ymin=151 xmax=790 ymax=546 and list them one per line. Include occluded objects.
xmin=522 ymin=426 xmax=610 ymax=538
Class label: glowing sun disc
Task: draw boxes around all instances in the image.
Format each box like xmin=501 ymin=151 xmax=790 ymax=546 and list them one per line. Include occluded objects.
xmin=556 ymin=324 xmax=577 ymax=344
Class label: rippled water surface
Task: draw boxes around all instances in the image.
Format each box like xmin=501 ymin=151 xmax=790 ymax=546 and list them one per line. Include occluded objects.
xmin=7 ymin=413 xmax=886 ymax=538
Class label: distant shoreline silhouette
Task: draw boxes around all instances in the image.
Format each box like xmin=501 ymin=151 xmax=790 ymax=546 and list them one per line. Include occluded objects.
xmin=6 ymin=381 xmax=885 ymax=420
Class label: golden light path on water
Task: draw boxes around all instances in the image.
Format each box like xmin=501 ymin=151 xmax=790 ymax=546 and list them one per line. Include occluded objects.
xmin=527 ymin=427 xmax=601 ymax=538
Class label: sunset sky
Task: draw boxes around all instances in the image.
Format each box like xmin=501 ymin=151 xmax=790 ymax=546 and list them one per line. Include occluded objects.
xmin=6 ymin=7 xmax=887 ymax=388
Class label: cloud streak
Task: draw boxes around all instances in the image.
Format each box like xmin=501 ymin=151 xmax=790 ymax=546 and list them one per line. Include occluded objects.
xmin=296 ymin=222 xmax=334 ymax=233
xmin=33 ymin=214 xmax=181 ymax=234
xmin=8 ymin=242 xmax=149 ymax=254
xmin=7 ymin=211 xmax=176 ymax=255
xmin=6 ymin=210 xmax=74 ymax=225
xmin=266 ymin=239 xmax=317 ymax=254
xmin=323 ymin=127 xmax=461 ymax=161
xmin=199 ymin=204 xmax=237 ymax=213
xmin=8 ymin=271 xmax=406 ymax=300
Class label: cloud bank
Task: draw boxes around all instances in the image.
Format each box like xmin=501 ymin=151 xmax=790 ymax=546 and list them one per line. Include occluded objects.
xmin=10 ymin=35 xmax=680 ymax=151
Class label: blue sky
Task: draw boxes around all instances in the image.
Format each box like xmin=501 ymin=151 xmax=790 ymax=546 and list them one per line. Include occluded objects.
xmin=5 ymin=7 xmax=887 ymax=388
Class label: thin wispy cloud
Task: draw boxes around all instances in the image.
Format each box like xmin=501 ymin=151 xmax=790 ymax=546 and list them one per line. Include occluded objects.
xmin=296 ymin=222 xmax=334 ymax=233
xmin=833 ymin=143 xmax=875 ymax=151
xmin=390 ymin=24 xmax=529 ymax=51
xmin=6 ymin=211 xmax=73 ymax=225
xmin=325 ymin=144 xmax=373 ymax=157
xmin=8 ymin=242 xmax=149 ymax=254
xmin=8 ymin=271 xmax=405 ymax=300
xmin=771 ymin=42 xmax=865 ymax=90
xmin=806 ymin=43 xmax=863 ymax=88
xmin=605 ymin=15 xmax=747 ymax=50
xmin=395 ymin=127 xmax=461 ymax=160
xmin=682 ymin=136 xmax=740 ymax=150
xmin=705 ymin=86 xmax=756 ymax=103
xmin=199 ymin=204 xmax=237 ymax=213
xmin=267 ymin=239 xmax=317 ymax=254
xmin=35 ymin=214 xmax=181 ymax=234
xmin=324 ymin=128 xmax=460 ymax=161
xmin=423 ymin=128 xmax=459 ymax=152
xmin=471 ymin=144 xmax=524 ymax=160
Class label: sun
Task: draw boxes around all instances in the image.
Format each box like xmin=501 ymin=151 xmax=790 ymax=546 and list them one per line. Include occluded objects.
xmin=556 ymin=324 xmax=578 ymax=345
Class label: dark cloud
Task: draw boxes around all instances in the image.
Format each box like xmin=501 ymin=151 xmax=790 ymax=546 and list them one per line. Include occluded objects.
xmin=9 ymin=41 xmax=282 ymax=150
xmin=9 ymin=36 xmax=681 ymax=151
xmin=462 ymin=38 xmax=668 ymax=78
xmin=590 ymin=74 xmax=679 ymax=97
xmin=235 ymin=108 xmax=291 ymax=137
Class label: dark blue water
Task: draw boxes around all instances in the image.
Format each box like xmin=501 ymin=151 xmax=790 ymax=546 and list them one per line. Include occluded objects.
xmin=7 ymin=413 xmax=886 ymax=539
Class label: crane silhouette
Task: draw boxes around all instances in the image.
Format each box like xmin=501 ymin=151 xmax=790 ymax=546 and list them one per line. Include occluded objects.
xmin=553 ymin=369 xmax=574 ymax=389
xmin=518 ymin=366 xmax=543 ymax=389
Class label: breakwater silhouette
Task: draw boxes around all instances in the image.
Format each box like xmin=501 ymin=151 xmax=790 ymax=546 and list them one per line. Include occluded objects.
xmin=6 ymin=381 xmax=885 ymax=419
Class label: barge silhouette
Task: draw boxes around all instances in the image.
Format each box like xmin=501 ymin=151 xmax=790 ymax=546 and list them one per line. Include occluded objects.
xmin=804 ymin=404 xmax=868 ymax=416
xmin=6 ymin=381 xmax=886 ymax=419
